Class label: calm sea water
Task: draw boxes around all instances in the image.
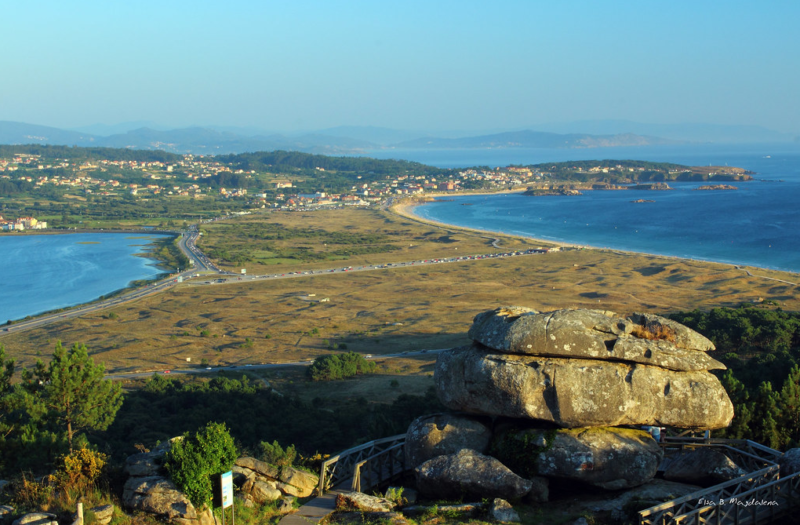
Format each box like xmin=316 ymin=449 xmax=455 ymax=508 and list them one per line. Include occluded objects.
xmin=0 ymin=233 xmax=170 ymax=322
xmin=392 ymin=143 xmax=800 ymax=273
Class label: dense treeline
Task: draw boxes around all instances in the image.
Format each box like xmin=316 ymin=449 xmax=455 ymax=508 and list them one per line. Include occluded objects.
xmin=671 ymin=306 xmax=800 ymax=449
xmin=0 ymin=144 xmax=182 ymax=163
xmin=214 ymin=150 xmax=449 ymax=178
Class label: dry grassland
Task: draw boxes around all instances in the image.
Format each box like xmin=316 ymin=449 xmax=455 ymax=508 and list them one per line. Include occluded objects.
xmin=3 ymin=206 xmax=798 ymax=376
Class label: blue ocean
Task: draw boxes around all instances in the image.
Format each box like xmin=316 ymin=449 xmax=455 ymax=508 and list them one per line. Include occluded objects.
xmin=0 ymin=233 xmax=170 ymax=322
xmin=378 ymin=143 xmax=800 ymax=273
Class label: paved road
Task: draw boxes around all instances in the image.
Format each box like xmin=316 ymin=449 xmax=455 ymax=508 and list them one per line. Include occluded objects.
xmin=105 ymin=348 xmax=446 ymax=380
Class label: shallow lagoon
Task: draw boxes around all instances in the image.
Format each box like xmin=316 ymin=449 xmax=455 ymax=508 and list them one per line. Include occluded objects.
xmin=0 ymin=232 xmax=170 ymax=322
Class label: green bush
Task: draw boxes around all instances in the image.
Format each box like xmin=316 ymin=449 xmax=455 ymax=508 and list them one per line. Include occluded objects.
xmin=165 ymin=421 xmax=238 ymax=508
xmin=306 ymin=352 xmax=377 ymax=381
xmin=259 ymin=440 xmax=296 ymax=467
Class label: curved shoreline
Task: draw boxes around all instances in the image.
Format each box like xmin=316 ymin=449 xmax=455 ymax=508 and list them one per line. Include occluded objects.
xmin=389 ymin=197 xmax=799 ymax=277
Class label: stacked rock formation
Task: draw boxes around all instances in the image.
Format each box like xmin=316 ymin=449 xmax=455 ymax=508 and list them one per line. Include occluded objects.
xmin=409 ymin=307 xmax=735 ymax=499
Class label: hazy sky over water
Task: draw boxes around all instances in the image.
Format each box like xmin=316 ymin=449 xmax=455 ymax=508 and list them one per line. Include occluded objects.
xmin=2 ymin=0 xmax=798 ymax=133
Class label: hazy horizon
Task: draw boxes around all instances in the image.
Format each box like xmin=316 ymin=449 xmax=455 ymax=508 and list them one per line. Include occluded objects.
xmin=2 ymin=1 xmax=798 ymax=135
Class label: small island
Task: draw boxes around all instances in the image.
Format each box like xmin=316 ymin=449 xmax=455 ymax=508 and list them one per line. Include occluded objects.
xmin=631 ymin=199 xmax=655 ymax=203
xmin=694 ymin=184 xmax=738 ymax=191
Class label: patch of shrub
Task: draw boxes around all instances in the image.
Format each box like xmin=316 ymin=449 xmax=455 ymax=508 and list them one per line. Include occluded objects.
xmin=165 ymin=421 xmax=238 ymax=508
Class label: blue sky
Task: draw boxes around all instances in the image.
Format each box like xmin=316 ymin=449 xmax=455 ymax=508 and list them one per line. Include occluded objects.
xmin=1 ymin=0 xmax=798 ymax=133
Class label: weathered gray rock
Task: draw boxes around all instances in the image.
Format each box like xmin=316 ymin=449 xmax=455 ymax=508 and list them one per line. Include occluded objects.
xmin=251 ymin=480 xmax=282 ymax=503
xmin=488 ymin=499 xmax=520 ymax=523
xmin=125 ymin=452 xmax=166 ymax=477
xmin=664 ymin=448 xmax=747 ymax=486
xmin=11 ymin=514 xmax=57 ymax=525
xmin=275 ymin=480 xmax=313 ymax=498
xmin=468 ymin=308 xmax=722 ymax=372
xmin=335 ymin=492 xmax=396 ymax=512
xmin=415 ymin=449 xmax=532 ymax=501
xmin=279 ymin=466 xmax=319 ymax=493
xmin=526 ymin=427 xmax=662 ymax=489
xmin=0 ymin=505 xmax=15 ymax=520
xmin=628 ymin=313 xmax=715 ymax=352
xmin=124 ymin=439 xmax=178 ymax=477
xmin=523 ymin=476 xmax=549 ymax=503
xmin=780 ymin=448 xmax=800 ymax=476
xmin=234 ymin=457 xmax=280 ymax=479
xmin=122 ymin=476 xmax=200 ymax=521
xmin=0 ymin=480 xmax=9 ymax=493
xmin=89 ymin=504 xmax=114 ymax=525
xmin=278 ymin=496 xmax=296 ymax=515
xmin=405 ymin=413 xmax=493 ymax=468
xmin=436 ymin=346 xmax=734 ymax=429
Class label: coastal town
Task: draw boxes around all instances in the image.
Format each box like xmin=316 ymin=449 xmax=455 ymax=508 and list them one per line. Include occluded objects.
xmin=0 ymin=150 xmax=750 ymax=223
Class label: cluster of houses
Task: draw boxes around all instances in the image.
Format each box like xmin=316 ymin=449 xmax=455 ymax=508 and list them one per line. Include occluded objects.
xmin=0 ymin=215 xmax=47 ymax=231
xmin=1 ymin=152 xmax=561 ymax=211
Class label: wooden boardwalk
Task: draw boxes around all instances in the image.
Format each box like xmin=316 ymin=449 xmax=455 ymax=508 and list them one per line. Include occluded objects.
xmin=278 ymin=486 xmax=349 ymax=525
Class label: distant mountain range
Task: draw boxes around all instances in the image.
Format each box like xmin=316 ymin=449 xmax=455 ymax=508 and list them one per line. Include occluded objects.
xmin=0 ymin=120 xmax=795 ymax=156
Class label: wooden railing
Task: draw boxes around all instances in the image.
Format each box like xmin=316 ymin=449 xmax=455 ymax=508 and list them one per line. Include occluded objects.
xmin=351 ymin=442 xmax=406 ymax=493
xmin=638 ymin=438 xmax=798 ymax=525
xmin=318 ymin=434 xmax=406 ymax=493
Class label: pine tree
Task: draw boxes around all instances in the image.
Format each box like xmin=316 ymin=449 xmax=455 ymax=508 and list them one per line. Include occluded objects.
xmin=779 ymin=365 xmax=800 ymax=447
xmin=751 ymin=381 xmax=784 ymax=449
xmin=22 ymin=342 xmax=123 ymax=452
xmin=719 ymin=370 xmax=753 ymax=439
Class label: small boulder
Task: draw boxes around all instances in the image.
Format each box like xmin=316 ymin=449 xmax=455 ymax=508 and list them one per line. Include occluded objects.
xmin=278 ymin=496 xmax=296 ymax=515
xmin=415 ymin=449 xmax=532 ymax=501
xmin=488 ymin=499 xmax=520 ymax=523
xmin=405 ymin=413 xmax=493 ymax=468
xmin=234 ymin=457 xmax=280 ymax=479
xmin=0 ymin=505 xmax=14 ymax=520
xmin=335 ymin=492 xmax=396 ymax=513
xmin=279 ymin=466 xmax=319 ymax=493
xmin=0 ymin=480 xmax=9 ymax=492
xmin=11 ymin=514 xmax=57 ymax=525
xmin=664 ymin=448 xmax=746 ymax=486
xmin=275 ymin=480 xmax=313 ymax=498
xmin=251 ymin=480 xmax=282 ymax=503
xmin=89 ymin=504 xmax=114 ymax=525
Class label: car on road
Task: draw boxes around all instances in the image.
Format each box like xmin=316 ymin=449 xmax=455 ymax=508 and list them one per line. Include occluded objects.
xmin=164 ymin=370 xmax=171 ymax=374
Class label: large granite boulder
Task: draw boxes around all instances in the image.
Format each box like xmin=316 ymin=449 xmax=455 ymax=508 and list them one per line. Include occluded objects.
xmin=468 ymin=308 xmax=723 ymax=372
xmin=122 ymin=476 xmax=212 ymax=525
xmin=405 ymin=413 xmax=493 ymax=468
xmin=531 ymin=427 xmax=662 ymax=490
xmin=415 ymin=449 xmax=532 ymax=501
xmin=664 ymin=448 xmax=747 ymax=486
xmin=436 ymin=346 xmax=733 ymax=429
